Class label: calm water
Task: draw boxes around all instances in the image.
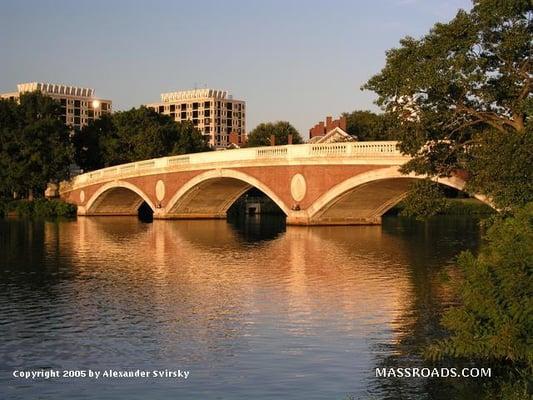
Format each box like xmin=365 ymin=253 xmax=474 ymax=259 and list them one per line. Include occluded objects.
xmin=0 ymin=215 xmax=486 ymax=399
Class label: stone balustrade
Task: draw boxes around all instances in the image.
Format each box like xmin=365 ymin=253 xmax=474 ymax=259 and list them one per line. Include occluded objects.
xmin=65 ymin=142 xmax=407 ymax=192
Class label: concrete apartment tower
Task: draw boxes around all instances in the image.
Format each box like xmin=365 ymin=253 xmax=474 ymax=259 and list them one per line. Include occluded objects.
xmin=146 ymin=88 xmax=246 ymax=149
xmin=1 ymin=82 xmax=112 ymax=131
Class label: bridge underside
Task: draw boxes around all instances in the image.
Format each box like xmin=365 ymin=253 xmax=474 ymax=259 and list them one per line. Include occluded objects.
xmin=307 ymin=178 xmax=417 ymax=225
xmin=157 ymin=178 xmax=252 ymax=219
xmin=84 ymin=187 xmax=147 ymax=216
xmin=76 ymin=175 xmax=479 ymax=225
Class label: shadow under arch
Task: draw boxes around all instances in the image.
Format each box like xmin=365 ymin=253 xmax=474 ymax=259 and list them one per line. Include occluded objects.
xmin=307 ymin=166 xmax=491 ymax=225
xmin=163 ymin=169 xmax=290 ymax=219
xmin=84 ymin=180 xmax=156 ymax=216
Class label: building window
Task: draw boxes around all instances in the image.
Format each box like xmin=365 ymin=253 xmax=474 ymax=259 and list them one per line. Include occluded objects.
xmin=159 ymin=106 xmax=164 ymax=113
xmin=170 ymin=104 xmax=175 ymax=112
xmin=193 ymin=102 xmax=199 ymax=110
xmin=204 ymin=101 xmax=210 ymax=108
xmin=226 ymin=102 xmax=232 ymax=110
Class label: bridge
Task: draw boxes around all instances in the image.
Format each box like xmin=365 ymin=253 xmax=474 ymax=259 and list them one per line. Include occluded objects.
xmin=59 ymin=142 xmax=486 ymax=225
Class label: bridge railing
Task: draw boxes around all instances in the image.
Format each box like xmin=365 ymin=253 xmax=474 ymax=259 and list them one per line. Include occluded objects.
xmin=68 ymin=141 xmax=404 ymax=189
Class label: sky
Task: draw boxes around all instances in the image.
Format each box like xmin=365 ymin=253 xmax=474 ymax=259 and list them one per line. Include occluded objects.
xmin=0 ymin=0 xmax=472 ymax=136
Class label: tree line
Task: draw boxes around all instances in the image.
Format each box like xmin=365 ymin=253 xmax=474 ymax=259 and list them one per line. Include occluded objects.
xmin=0 ymin=94 xmax=210 ymax=199
xmin=362 ymin=0 xmax=531 ymax=398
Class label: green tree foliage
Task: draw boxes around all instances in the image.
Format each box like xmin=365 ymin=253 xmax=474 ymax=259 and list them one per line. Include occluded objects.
xmin=364 ymin=0 xmax=532 ymax=209
xmin=426 ymin=203 xmax=533 ymax=366
xmin=0 ymin=92 xmax=72 ymax=198
xmin=73 ymin=106 xmax=210 ymax=170
xmin=342 ymin=110 xmax=396 ymax=141
xmin=246 ymin=121 xmax=303 ymax=147
xmin=72 ymin=113 xmax=112 ymax=172
xmin=467 ymin=127 xmax=533 ymax=211
xmin=399 ymin=179 xmax=450 ymax=219
xmin=0 ymin=98 xmax=20 ymax=197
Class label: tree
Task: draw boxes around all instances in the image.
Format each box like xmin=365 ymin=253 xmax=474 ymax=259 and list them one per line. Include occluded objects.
xmin=246 ymin=121 xmax=303 ymax=147
xmin=342 ymin=110 xmax=395 ymax=141
xmin=363 ymin=3 xmax=533 ymax=397
xmin=172 ymin=120 xmax=211 ymax=155
xmin=426 ymin=204 xmax=532 ymax=386
xmin=0 ymin=92 xmax=72 ymax=198
xmin=72 ymin=113 xmax=113 ymax=172
xmin=73 ymin=106 xmax=210 ymax=170
xmin=0 ymin=98 xmax=20 ymax=197
xmin=363 ymin=0 xmax=532 ymax=210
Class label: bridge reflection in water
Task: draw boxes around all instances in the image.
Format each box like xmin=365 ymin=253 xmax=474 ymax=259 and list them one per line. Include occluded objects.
xmin=1 ymin=215 xmax=483 ymax=399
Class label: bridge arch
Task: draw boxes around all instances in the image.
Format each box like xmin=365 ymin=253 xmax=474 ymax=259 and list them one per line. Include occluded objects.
xmin=163 ymin=169 xmax=290 ymax=218
xmin=306 ymin=166 xmax=490 ymax=225
xmin=84 ymin=180 xmax=156 ymax=216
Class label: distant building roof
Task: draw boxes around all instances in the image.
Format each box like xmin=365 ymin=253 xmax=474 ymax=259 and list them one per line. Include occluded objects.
xmin=160 ymin=88 xmax=231 ymax=102
xmin=308 ymin=127 xmax=356 ymax=144
xmin=17 ymin=82 xmax=95 ymax=97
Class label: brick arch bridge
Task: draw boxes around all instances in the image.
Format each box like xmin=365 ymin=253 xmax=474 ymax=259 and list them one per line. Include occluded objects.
xmin=60 ymin=142 xmax=489 ymax=225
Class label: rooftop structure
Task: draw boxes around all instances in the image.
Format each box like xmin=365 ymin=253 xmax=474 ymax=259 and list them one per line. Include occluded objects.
xmin=309 ymin=115 xmax=347 ymax=139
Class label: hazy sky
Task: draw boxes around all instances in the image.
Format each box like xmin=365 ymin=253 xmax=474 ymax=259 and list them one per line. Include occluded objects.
xmin=1 ymin=0 xmax=472 ymax=136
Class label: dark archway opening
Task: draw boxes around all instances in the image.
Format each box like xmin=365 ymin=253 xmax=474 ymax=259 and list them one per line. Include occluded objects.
xmin=138 ymin=201 xmax=154 ymax=222
xmin=227 ymin=187 xmax=285 ymax=218
xmin=227 ymin=187 xmax=286 ymax=240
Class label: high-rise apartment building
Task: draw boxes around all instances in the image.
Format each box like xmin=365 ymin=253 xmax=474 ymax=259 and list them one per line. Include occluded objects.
xmin=146 ymin=88 xmax=246 ymax=148
xmin=1 ymin=82 xmax=112 ymax=130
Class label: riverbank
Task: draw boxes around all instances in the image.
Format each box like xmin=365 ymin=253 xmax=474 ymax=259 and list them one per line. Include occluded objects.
xmin=389 ymin=198 xmax=495 ymax=216
xmin=0 ymin=198 xmax=77 ymax=218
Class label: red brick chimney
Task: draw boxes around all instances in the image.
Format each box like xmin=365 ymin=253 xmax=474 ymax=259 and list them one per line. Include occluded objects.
xmin=326 ymin=116 xmax=333 ymax=131
xmin=339 ymin=116 xmax=347 ymax=131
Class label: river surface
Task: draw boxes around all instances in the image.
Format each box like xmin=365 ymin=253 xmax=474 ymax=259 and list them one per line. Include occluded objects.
xmin=0 ymin=215 xmax=487 ymax=399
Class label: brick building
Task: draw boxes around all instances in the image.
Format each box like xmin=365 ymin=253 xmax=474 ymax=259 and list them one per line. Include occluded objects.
xmin=309 ymin=115 xmax=347 ymax=139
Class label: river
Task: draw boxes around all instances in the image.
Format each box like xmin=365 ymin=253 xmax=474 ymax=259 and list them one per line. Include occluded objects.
xmin=0 ymin=215 xmax=487 ymax=399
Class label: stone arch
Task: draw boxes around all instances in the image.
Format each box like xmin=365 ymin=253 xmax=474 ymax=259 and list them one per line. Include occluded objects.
xmin=83 ymin=180 xmax=156 ymax=216
xmin=163 ymin=169 xmax=290 ymax=218
xmin=306 ymin=166 xmax=491 ymax=225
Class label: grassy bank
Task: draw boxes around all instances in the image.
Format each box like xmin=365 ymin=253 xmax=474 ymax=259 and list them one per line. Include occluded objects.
xmin=0 ymin=198 xmax=77 ymax=218
xmin=389 ymin=198 xmax=495 ymax=216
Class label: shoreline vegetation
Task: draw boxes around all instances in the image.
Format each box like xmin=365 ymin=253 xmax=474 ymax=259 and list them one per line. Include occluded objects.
xmin=0 ymin=196 xmax=495 ymax=220
xmin=0 ymin=198 xmax=77 ymax=219
xmin=389 ymin=198 xmax=495 ymax=217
